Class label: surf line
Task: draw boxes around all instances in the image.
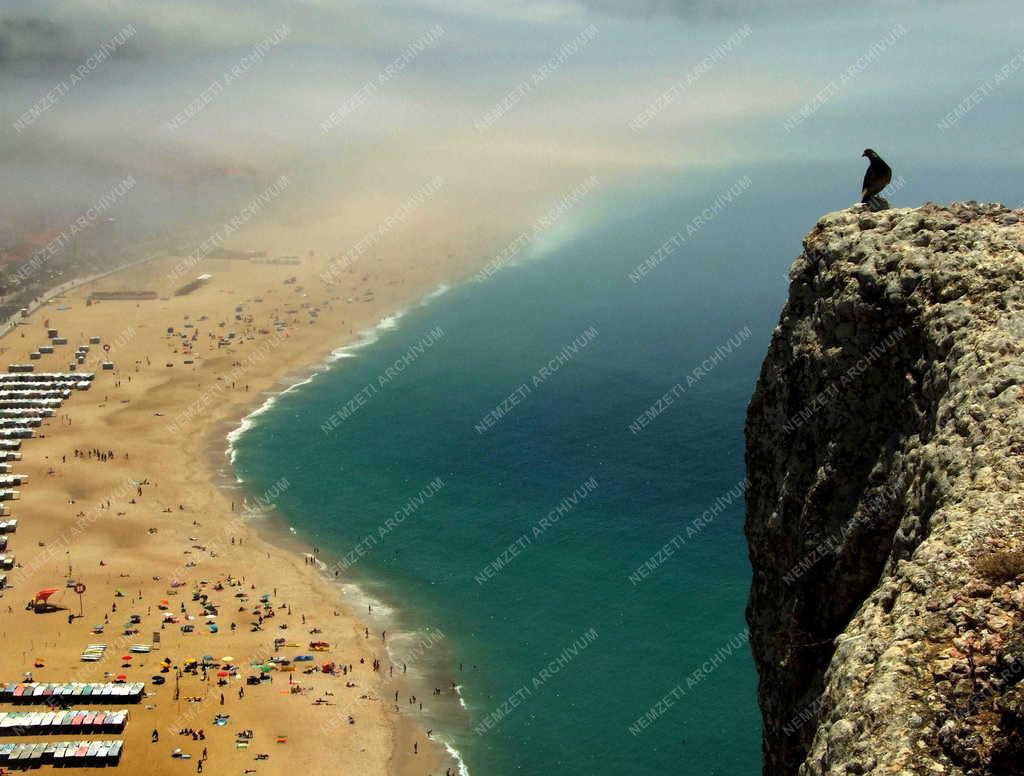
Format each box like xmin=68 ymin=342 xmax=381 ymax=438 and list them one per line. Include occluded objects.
xmin=320 ymin=325 xmax=445 ymax=434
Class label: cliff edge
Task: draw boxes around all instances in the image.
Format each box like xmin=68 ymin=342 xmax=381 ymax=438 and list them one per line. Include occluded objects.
xmin=746 ymin=202 xmax=1024 ymax=775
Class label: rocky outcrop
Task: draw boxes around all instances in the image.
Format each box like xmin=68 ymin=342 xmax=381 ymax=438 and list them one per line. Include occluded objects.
xmin=745 ymin=202 xmax=1024 ymax=775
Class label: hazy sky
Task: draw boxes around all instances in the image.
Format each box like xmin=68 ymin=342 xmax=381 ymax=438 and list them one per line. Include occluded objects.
xmin=2 ymin=0 xmax=1022 ymax=258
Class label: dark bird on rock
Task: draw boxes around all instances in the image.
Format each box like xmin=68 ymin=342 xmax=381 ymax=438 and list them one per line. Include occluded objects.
xmin=860 ymin=148 xmax=892 ymax=205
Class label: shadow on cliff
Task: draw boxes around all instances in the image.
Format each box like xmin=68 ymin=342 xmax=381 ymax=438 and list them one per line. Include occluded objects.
xmin=744 ymin=215 xmax=948 ymax=775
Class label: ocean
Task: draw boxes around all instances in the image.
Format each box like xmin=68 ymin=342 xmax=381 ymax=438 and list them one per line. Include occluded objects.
xmin=227 ymin=164 xmax=928 ymax=774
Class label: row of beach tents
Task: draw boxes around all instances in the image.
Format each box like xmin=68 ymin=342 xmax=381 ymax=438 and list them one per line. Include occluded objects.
xmin=0 ymin=739 xmax=123 ymax=766
xmin=0 ymin=709 xmax=128 ymax=734
xmin=0 ymin=683 xmax=145 ymax=704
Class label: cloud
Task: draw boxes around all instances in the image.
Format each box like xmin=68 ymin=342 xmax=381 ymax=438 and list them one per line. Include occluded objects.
xmin=0 ymin=15 xmax=148 ymax=71
xmin=0 ymin=7 xmax=264 ymax=67
xmin=0 ymin=18 xmax=75 ymax=64
xmin=389 ymin=0 xmax=903 ymax=24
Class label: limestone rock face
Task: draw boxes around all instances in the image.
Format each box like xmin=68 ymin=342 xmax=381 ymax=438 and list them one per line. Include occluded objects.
xmin=745 ymin=202 xmax=1024 ymax=775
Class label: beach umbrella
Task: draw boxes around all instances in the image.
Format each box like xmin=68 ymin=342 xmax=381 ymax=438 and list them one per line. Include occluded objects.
xmin=221 ymin=656 xmax=234 ymax=662
xmin=34 ymin=588 xmax=59 ymax=603
xmin=121 ymin=656 xmax=132 ymax=661
xmin=115 ymin=674 xmax=127 ymax=682
xmin=216 ymin=670 xmax=229 ymax=677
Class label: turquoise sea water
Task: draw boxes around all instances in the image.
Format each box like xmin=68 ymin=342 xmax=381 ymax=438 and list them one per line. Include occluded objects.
xmin=231 ymin=164 xmax=1008 ymax=774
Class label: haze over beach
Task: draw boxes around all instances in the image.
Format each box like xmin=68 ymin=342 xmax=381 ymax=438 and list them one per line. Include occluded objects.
xmin=0 ymin=1 xmax=1022 ymax=775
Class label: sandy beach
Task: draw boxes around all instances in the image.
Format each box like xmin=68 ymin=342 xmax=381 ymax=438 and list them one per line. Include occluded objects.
xmin=0 ymin=245 xmax=483 ymax=775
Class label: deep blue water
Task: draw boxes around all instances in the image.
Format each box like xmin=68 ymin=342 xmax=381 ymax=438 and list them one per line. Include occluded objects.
xmin=230 ymin=162 xmax=1023 ymax=775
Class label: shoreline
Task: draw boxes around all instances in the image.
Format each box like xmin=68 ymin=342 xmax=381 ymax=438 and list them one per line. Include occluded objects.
xmin=217 ymin=280 xmax=473 ymax=775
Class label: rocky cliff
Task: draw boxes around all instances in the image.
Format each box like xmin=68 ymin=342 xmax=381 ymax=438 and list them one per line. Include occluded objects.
xmin=745 ymin=202 xmax=1024 ymax=775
